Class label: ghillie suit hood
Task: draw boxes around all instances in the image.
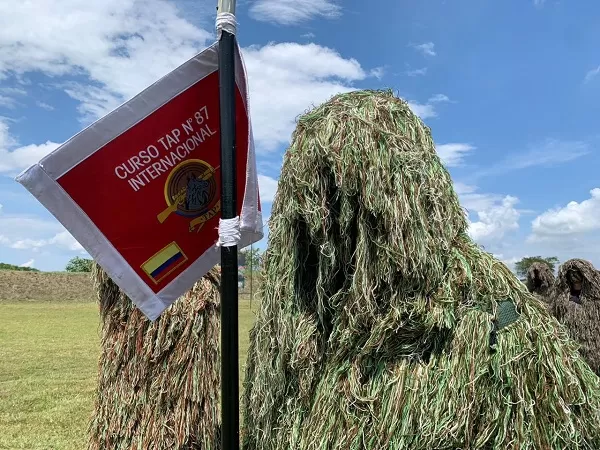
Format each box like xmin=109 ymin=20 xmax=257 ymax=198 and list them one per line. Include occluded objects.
xmin=525 ymin=261 xmax=555 ymax=300
xmin=87 ymin=263 xmax=221 ymax=450
xmin=549 ymin=258 xmax=600 ymax=375
xmin=241 ymin=90 xmax=600 ymax=450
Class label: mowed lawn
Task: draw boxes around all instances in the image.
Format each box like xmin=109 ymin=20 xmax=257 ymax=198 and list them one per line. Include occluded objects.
xmin=0 ymin=297 xmax=258 ymax=450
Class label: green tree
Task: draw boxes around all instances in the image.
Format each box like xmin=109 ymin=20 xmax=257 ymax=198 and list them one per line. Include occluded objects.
xmin=0 ymin=262 xmax=39 ymax=272
xmin=65 ymin=256 xmax=93 ymax=273
xmin=514 ymin=256 xmax=559 ymax=278
xmin=239 ymin=247 xmax=262 ymax=271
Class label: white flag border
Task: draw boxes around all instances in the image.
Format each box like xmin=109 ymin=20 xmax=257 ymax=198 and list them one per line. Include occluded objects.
xmin=16 ymin=41 xmax=263 ymax=320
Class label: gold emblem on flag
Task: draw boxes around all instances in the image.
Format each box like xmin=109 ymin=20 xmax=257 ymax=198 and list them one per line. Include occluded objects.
xmin=156 ymin=159 xmax=221 ymax=232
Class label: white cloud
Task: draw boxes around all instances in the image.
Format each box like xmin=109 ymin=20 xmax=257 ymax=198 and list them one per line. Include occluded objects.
xmin=411 ymin=42 xmax=436 ymax=57
xmin=405 ymin=94 xmax=451 ymax=120
xmin=407 ymin=101 xmax=437 ymax=120
xmin=63 ymin=84 xmax=123 ymax=124
xmin=0 ymin=119 xmax=61 ymax=174
xmin=370 ymin=67 xmax=385 ymax=80
xmin=476 ymin=139 xmax=591 ymax=178
xmin=454 ymin=181 xmax=521 ymax=244
xmin=0 ymin=96 xmax=16 ymax=108
xmin=36 ymin=101 xmax=55 ymax=111
xmin=243 ymin=42 xmax=371 ymax=151
xmin=0 ymin=119 xmax=16 ymax=148
xmin=0 ymin=2 xmax=393 ymax=159
xmin=530 ymin=188 xmax=600 ymax=241
xmin=19 ymin=258 xmax=35 ymax=268
xmin=429 ymin=94 xmax=450 ymax=103
xmin=584 ymin=65 xmax=600 ymax=83
xmin=533 ymin=0 xmax=547 ymax=7
xmin=5 ymin=231 xmax=83 ymax=252
xmin=302 ymin=33 xmax=316 ymax=39
xmin=508 ymin=139 xmax=590 ymax=169
xmin=258 ymin=174 xmax=279 ymax=202
xmin=0 ymin=207 xmax=84 ymax=253
xmin=436 ymin=143 xmax=475 ymax=167
xmin=405 ymin=67 xmax=427 ymax=77
xmin=0 ymin=141 xmax=62 ymax=174
xmin=468 ymin=195 xmax=520 ymax=242
xmin=457 ymin=184 xmax=504 ymax=212
xmin=249 ymin=0 xmax=341 ymax=25
xmin=0 ymin=87 xmax=26 ymax=108
xmin=48 ymin=231 xmax=85 ymax=252
xmin=0 ymin=0 xmax=211 ymax=119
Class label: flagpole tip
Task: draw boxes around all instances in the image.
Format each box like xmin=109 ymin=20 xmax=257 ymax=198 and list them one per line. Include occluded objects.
xmin=217 ymin=0 xmax=236 ymax=15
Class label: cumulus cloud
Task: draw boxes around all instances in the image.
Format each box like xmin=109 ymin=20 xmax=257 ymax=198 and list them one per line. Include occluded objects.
xmin=0 ymin=35 xmax=382 ymax=170
xmin=468 ymin=195 xmax=520 ymax=242
xmin=411 ymin=42 xmax=436 ymax=57
xmin=405 ymin=94 xmax=451 ymax=121
xmin=258 ymin=174 xmax=279 ymax=203
xmin=0 ymin=0 xmax=211 ymax=119
xmin=6 ymin=231 xmax=83 ymax=252
xmin=454 ymin=181 xmax=521 ymax=244
xmin=242 ymin=42 xmax=372 ymax=151
xmin=530 ymin=188 xmax=600 ymax=241
xmin=0 ymin=208 xmax=84 ymax=253
xmin=0 ymin=1 xmax=389 ymax=157
xmin=0 ymin=136 xmax=61 ymax=175
xmin=407 ymin=101 xmax=436 ymax=120
xmin=249 ymin=0 xmax=341 ymax=25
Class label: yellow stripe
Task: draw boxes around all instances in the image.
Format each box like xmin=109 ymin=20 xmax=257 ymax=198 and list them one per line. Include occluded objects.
xmin=142 ymin=242 xmax=181 ymax=274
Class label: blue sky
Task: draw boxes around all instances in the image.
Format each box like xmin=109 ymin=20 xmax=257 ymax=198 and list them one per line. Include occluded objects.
xmin=0 ymin=0 xmax=599 ymax=272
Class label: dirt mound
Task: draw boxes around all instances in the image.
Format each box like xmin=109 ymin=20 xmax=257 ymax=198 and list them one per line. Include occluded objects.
xmin=0 ymin=270 xmax=95 ymax=302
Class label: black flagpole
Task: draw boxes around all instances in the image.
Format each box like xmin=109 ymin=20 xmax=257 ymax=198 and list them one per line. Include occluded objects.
xmin=217 ymin=0 xmax=239 ymax=449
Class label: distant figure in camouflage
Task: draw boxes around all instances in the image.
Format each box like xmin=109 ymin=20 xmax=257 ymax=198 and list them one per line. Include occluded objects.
xmin=549 ymin=258 xmax=600 ymax=375
xmin=525 ymin=261 xmax=555 ymax=301
xmin=88 ymin=264 xmax=221 ymax=450
xmin=241 ymin=90 xmax=600 ymax=450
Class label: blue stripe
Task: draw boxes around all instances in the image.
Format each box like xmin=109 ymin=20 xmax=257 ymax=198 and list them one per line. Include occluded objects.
xmin=150 ymin=252 xmax=184 ymax=278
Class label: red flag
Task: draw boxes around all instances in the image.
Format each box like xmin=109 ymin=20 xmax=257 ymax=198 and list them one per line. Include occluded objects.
xmin=16 ymin=42 xmax=263 ymax=320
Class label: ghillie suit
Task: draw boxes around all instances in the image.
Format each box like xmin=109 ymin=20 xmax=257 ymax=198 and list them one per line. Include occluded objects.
xmin=549 ymin=258 xmax=600 ymax=375
xmin=241 ymin=90 xmax=600 ymax=450
xmin=525 ymin=261 xmax=555 ymax=301
xmin=88 ymin=263 xmax=221 ymax=450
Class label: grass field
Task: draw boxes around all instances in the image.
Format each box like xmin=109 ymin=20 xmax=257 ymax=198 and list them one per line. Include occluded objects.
xmin=0 ymin=271 xmax=259 ymax=450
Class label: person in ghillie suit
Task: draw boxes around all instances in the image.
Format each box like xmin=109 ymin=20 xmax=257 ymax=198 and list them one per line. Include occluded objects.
xmin=549 ymin=258 xmax=600 ymax=375
xmin=525 ymin=261 xmax=555 ymax=302
xmin=88 ymin=263 xmax=222 ymax=450
xmin=241 ymin=90 xmax=600 ymax=450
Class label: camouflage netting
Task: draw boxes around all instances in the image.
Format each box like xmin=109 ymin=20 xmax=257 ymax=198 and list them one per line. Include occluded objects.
xmin=88 ymin=263 xmax=221 ymax=449
xmin=525 ymin=261 xmax=555 ymax=300
xmin=549 ymin=259 xmax=600 ymax=375
xmin=241 ymin=90 xmax=600 ymax=449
